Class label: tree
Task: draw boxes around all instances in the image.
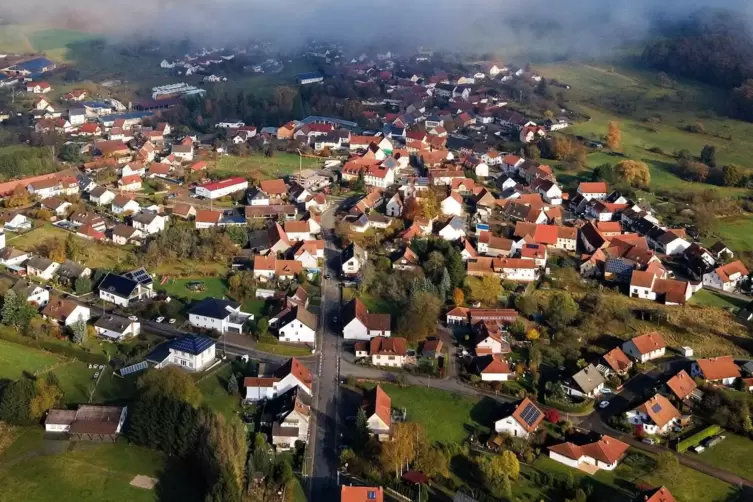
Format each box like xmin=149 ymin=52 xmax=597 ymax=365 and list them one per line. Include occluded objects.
xmin=352 ymin=170 xmax=365 ymax=191
xmin=452 ymin=287 xmax=464 ymax=307
xmin=65 ymin=234 xmax=84 ymax=261
xmin=545 ymin=291 xmax=578 ymax=329
xmin=71 ymin=317 xmax=87 ymax=344
xmin=379 ymin=422 xmax=423 ymax=479
xmin=256 ymin=318 xmax=269 ymax=337
xmin=137 ymin=366 xmax=202 ymax=407
xmin=402 ymin=197 xmax=421 ymax=221
xmin=524 ymin=143 xmax=541 ymax=160
xmin=465 ymin=275 xmax=502 ymax=306
xmin=353 ymin=406 xmax=370 ymax=451
xmin=722 ymin=164 xmax=744 ymax=186
xmin=700 ymin=145 xmax=717 ymax=167
xmin=614 ymin=160 xmax=650 ymax=188
xmin=0 ymin=378 xmax=35 ymax=424
xmin=526 ymin=328 xmax=540 ymax=341
xmin=398 ymin=292 xmax=442 ymax=343
xmin=58 ymin=143 xmax=81 ymax=163
xmin=439 ymin=268 xmax=451 ymax=299
xmin=419 ymin=190 xmax=440 ymax=219
xmin=423 ymin=251 xmax=446 ymax=281
xmin=656 ymin=451 xmax=680 ymax=483
xmin=75 ymin=276 xmax=92 ymax=295
xmin=499 ymin=450 xmax=520 ymax=480
xmin=5 ymin=185 xmax=30 ymax=208
xmin=605 ymin=121 xmax=622 ymax=150
xmin=225 ymin=226 xmax=248 ymax=247
xmin=48 ymin=239 xmax=66 ymax=263
xmin=227 ymin=373 xmax=239 ymax=395
xmin=2 ymin=289 xmax=21 ymax=327
xmin=515 ymin=294 xmax=538 ymax=317
xmin=29 ymin=374 xmax=63 ymax=420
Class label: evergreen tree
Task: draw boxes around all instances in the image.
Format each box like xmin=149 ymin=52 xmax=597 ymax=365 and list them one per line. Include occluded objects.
xmin=439 ymin=267 xmax=451 ymax=299
xmin=71 ymin=317 xmax=87 ymax=344
xmin=227 ymin=374 xmax=239 ymax=395
xmin=0 ymin=379 xmax=35 ymax=425
xmin=2 ymin=289 xmax=20 ymax=327
xmin=354 ymin=407 xmax=370 ymax=450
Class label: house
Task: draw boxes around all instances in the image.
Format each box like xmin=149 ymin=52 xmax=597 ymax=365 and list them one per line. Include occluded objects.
xmin=117 ymin=175 xmax=143 ymax=192
xmin=132 ymin=212 xmax=167 ymax=235
xmin=171 ymin=203 xmax=196 ymax=220
xmin=296 ymin=72 xmax=324 ymax=84
xmin=622 ymin=332 xmax=666 ymax=363
xmin=195 ymin=209 xmax=222 ymax=229
xmin=709 ymin=241 xmax=734 ymax=261
xmin=474 ymin=321 xmax=511 ymax=356
xmin=548 ymin=435 xmax=629 ymax=472
xmin=111 ymin=224 xmax=142 ymax=246
xmin=111 ymin=195 xmax=141 ymax=215
xmin=493 ymin=398 xmax=544 ymax=439
xmin=188 ymin=298 xmax=253 ymax=334
xmin=171 ymin=143 xmax=194 ymax=162
xmin=441 ymin=192 xmax=464 ymax=216
xmin=40 ymin=197 xmax=71 ymax=217
xmin=564 ymin=364 xmax=605 ymax=398
xmin=26 ymin=256 xmax=60 ymax=281
xmin=691 ymin=356 xmax=741 ymax=386
xmin=665 ymin=370 xmax=699 ymax=402
xmin=530 ymin=178 xmax=562 ymax=205
xmin=26 ymin=81 xmax=51 ymax=93
xmin=342 ymin=242 xmax=367 ymax=276
xmin=627 ymin=394 xmax=681 ymax=435
xmin=341 ymin=486 xmax=384 ymax=502
xmin=0 ymin=247 xmax=30 ymax=267
xmin=284 ymin=220 xmax=312 ymax=242
xmin=89 ymin=186 xmax=115 ymax=206
xmin=703 ymin=260 xmax=749 ymax=292
xmin=466 ymin=257 xmax=538 ymax=282
xmin=11 ymin=279 xmax=49 ymax=306
xmin=166 ymin=335 xmax=216 ymax=372
xmin=98 ymin=270 xmax=155 ymax=306
xmin=513 ymin=222 xmax=577 ymax=251
xmin=629 ymin=271 xmax=692 ymax=305
xmin=0 ymin=212 xmax=31 ymax=232
xmin=277 ymin=306 xmax=318 ymax=344
xmin=386 ymin=193 xmax=403 ymax=217
xmin=243 ymin=357 xmax=313 ymax=401
xmin=342 ymin=298 xmax=391 ymax=341
xmin=601 ymin=347 xmax=633 ymax=376
xmin=438 ymin=216 xmax=466 ymax=241
xmin=56 ymin=260 xmax=91 ymax=287
xmin=392 ymin=247 xmax=419 ymax=271
xmin=421 ymin=339 xmax=443 ymax=358
xmin=639 ymin=487 xmax=677 ymax=502
xmin=474 ymin=355 xmax=513 ymax=381
xmin=363 ymin=385 xmax=391 ymax=440
xmin=577 ymin=182 xmax=608 ymax=201
xmin=41 ymin=297 xmax=90 ymax=326
xmin=369 ymin=336 xmax=408 ymax=367
xmin=195 ymin=177 xmax=249 ymax=199
xmin=262 ymin=387 xmax=311 ymax=449
xmin=94 ymin=314 xmax=140 ymax=341
xmin=44 ymin=405 xmax=127 ymax=442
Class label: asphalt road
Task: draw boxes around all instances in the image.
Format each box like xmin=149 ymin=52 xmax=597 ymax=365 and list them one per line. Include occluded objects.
xmin=307 ymin=207 xmax=342 ymax=500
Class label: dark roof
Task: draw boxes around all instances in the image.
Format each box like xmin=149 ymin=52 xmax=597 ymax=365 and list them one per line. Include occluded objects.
xmin=94 ymin=314 xmax=134 ymax=333
xmin=98 ymin=272 xmax=139 ymax=298
xmin=57 ymin=260 xmax=88 ymax=280
xmin=342 ymin=242 xmax=366 ymax=264
xmin=296 ymin=72 xmax=324 ymax=80
xmin=188 ymin=297 xmax=241 ymax=319
xmin=170 ymin=334 xmax=215 ymax=355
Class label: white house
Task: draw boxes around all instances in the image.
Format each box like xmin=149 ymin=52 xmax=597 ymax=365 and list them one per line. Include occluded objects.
xmin=11 ymin=280 xmax=49 ymax=306
xmin=703 ymin=260 xmax=749 ymax=292
xmin=438 ymin=216 xmax=466 ymax=241
xmin=564 ymin=364 xmax=605 ymax=398
xmin=111 ymin=195 xmax=141 ymax=215
xmin=0 ymin=247 xmax=30 ymax=267
xmin=277 ymin=306 xmax=318 ymax=344
xmin=626 ymin=394 xmax=680 ymax=435
xmin=548 ymin=436 xmax=629 ymax=472
xmin=94 ymin=314 xmax=140 ymax=341
xmin=369 ymin=336 xmax=408 ymax=368
xmin=441 ymin=193 xmax=464 ymax=216
xmin=622 ymin=332 xmax=666 ymax=363
xmin=342 ymin=242 xmax=367 ymax=277
xmin=266 ymin=387 xmax=310 ymax=450
xmin=494 ymin=398 xmax=544 ymax=439
xmin=475 ymin=355 xmax=513 ymax=382
xmin=243 ymin=357 xmax=312 ymax=402
xmin=41 ymin=297 xmax=90 ymax=326
xmin=188 ymin=298 xmax=253 ymax=334
xmin=26 ymin=256 xmax=60 ymax=281
xmin=0 ymin=212 xmax=32 ymax=232
xmin=386 ymin=193 xmax=403 ymax=217
xmin=577 ymin=182 xmax=608 ymax=201
xmin=195 ymin=177 xmax=249 ymax=199
xmin=342 ymin=298 xmax=391 ymax=341
xmin=44 ymin=405 xmax=127 ymax=437
xmin=166 ymin=335 xmax=216 ymax=372
xmin=364 ymin=385 xmax=391 ymax=441
xmin=691 ymin=356 xmax=741 ymax=386
xmin=98 ymin=270 xmax=155 ymax=307
xmin=88 ymin=186 xmax=115 ymax=206
xmin=131 ymin=212 xmax=167 ymax=235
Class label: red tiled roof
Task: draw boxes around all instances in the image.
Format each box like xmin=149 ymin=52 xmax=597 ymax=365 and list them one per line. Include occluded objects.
xmin=695 ymin=356 xmax=741 ymax=381
xmin=666 ymin=370 xmax=697 ymax=400
xmin=549 ymin=435 xmax=629 ymax=464
xmin=630 ymin=332 xmax=666 ymax=355
xmin=637 ymin=394 xmax=680 ymax=428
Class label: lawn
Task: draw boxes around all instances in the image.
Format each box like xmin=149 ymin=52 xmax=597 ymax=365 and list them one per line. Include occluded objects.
xmin=0 ymin=428 xmax=169 ymax=502
xmin=0 ymin=339 xmax=60 ymax=382
xmin=152 ymin=259 xmax=229 ymax=277
xmin=217 ymin=152 xmax=321 ymax=180
xmin=342 ymin=288 xmax=401 ymax=316
xmin=532 ymin=451 xmax=735 ymax=502
xmin=196 ymin=364 xmax=242 ymax=421
xmin=688 ymin=432 xmax=753 ymax=481
xmin=362 ymin=384 xmax=499 ymax=444
xmin=704 ymin=216 xmax=753 ymax=252
xmin=255 ymin=342 xmax=314 ymax=357
xmin=159 ymin=277 xmax=229 ymax=301
xmin=689 ymin=289 xmax=749 ymax=310
xmin=242 ymin=299 xmax=267 ymax=319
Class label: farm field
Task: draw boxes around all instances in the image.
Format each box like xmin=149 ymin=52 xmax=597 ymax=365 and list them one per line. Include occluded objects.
xmin=217 ymin=153 xmax=321 ymax=180
xmin=26 ymin=28 xmax=96 ymax=53
xmin=0 ymin=429 xmax=174 ymax=502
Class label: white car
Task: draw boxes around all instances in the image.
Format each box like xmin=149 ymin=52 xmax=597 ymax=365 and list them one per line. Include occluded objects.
xmin=128 ymin=315 xmax=138 ymax=321
xmin=600 ymin=388 xmax=614 ymax=394
xmin=599 ymin=401 xmax=610 ymax=409
xmin=155 ymin=316 xmax=165 ymax=323
xmin=168 ymin=318 xmax=176 ymax=324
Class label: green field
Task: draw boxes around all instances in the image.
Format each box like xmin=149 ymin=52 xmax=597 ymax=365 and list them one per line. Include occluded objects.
xmin=0 ymin=429 xmax=169 ymax=502
xmin=704 ymin=216 xmax=753 ymax=252
xmin=254 ymin=342 xmax=314 ymax=357
xmin=196 ymin=364 xmax=241 ymax=420
xmin=217 ymin=153 xmax=321 ymax=180
xmin=687 ymin=432 xmax=753 ymax=481
xmin=365 ymin=384 xmax=499 ymax=444
xmin=0 ymin=339 xmax=60 ymax=381
xmin=160 ymin=277 xmax=229 ymax=301
xmin=536 ymin=63 xmax=752 ymax=196
xmin=689 ymin=289 xmax=749 ymax=310
xmin=27 ymin=28 xmax=96 ymax=53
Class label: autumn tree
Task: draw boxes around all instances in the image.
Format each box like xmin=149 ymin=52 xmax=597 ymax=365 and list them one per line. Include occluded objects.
xmin=71 ymin=317 xmax=87 ymax=344
xmin=5 ymin=185 xmax=30 ymax=208
xmin=526 ymin=328 xmax=540 ymax=341
xmin=29 ymin=374 xmax=63 ymax=420
xmin=656 ymin=451 xmax=680 ymax=484
xmin=419 ymin=190 xmax=440 ymax=219
xmin=398 ymin=292 xmax=442 ymax=343
xmin=137 ymin=366 xmax=202 ymax=407
xmin=479 ymin=450 xmax=520 ymax=497
xmin=48 ymin=238 xmax=66 ymax=263
xmin=465 ymin=275 xmax=502 ymax=306
xmin=614 ymin=160 xmax=650 ymax=188
xmin=452 ymin=287 xmax=465 ymax=307
xmin=605 ymin=121 xmax=622 ymax=150
xmin=402 ymin=196 xmax=421 ymax=221
xmin=379 ymin=422 xmax=425 ymax=479
xmin=545 ymin=291 xmax=578 ymax=329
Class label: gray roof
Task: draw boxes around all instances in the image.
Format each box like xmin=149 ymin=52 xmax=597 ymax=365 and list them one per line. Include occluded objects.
xmin=94 ymin=314 xmax=134 ymax=334
xmin=57 ymin=260 xmax=88 ymax=279
xmin=27 ymin=256 xmax=55 ymax=270
xmin=570 ymin=364 xmax=606 ymax=394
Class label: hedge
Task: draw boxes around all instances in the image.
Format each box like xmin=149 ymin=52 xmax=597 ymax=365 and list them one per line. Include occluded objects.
xmin=677 ymin=424 xmax=722 ymax=452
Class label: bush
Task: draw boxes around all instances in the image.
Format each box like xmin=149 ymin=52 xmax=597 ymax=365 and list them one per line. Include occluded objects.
xmin=677 ymin=424 xmax=722 ymax=452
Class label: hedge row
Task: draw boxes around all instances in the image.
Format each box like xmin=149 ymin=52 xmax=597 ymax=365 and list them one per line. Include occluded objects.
xmin=677 ymin=424 xmax=722 ymax=452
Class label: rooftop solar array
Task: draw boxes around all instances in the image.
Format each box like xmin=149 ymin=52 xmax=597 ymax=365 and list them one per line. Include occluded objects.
xmin=119 ymin=360 xmax=148 ymax=377
xmin=126 ymin=268 xmax=152 ymax=285
xmin=171 ymin=335 xmax=215 ymax=355
xmin=651 ymin=403 xmax=662 ymax=414
xmin=520 ymin=402 xmax=541 ymax=426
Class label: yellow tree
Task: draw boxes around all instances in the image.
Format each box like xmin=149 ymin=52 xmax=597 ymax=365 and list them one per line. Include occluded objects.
xmin=48 ymin=239 xmax=66 ymax=263
xmin=29 ymin=377 xmax=63 ymax=420
xmin=526 ymin=328 xmax=540 ymax=341
xmin=379 ymin=422 xmax=424 ymax=479
xmin=452 ymin=288 xmax=465 ymax=307
xmin=614 ymin=160 xmax=651 ymax=188
xmin=605 ymin=121 xmax=622 ymax=150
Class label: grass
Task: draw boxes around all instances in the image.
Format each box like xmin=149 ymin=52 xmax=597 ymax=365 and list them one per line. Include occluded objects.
xmin=255 ymin=342 xmax=313 ymax=357
xmin=0 ymin=339 xmax=60 ymax=382
xmin=0 ymin=25 xmax=31 ymax=53
xmin=242 ymin=299 xmax=267 ymax=318
xmin=152 ymin=260 xmax=229 ymax=277
xmin=196 ymin=364 xmax=241 ymax=421
xmin=27 ymin=28 xmax=96 ymax=53
xmin=704 ymin=216 xmax=753 ymax=252
xmin=689 ymin=289 xmax=749 ymax=310
xmin=535 ymin=62 xmax=753 ymax=196
xmin=687 ymin=432 xmax=753 ymax=481
xmin=217 ymin=153 xmax=321 ymax=180
xmin=159 ymin=277 xmax=229 ymax=301
xmin=342 ymin=288 xmax=401 ymax=316
xmin=363 ymin=383 xmax=499 ymax=444
xmin=0 ymin=428 xmax=167 ymax=502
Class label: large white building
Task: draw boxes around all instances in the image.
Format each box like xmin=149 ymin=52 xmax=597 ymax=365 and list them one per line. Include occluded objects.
xmin=187 ymin=298 xmax=253 ymax=334
xmin=98 ymin=269 xmax=155 ymax=307
xmin=166 ymin=335 xmax=216 ymax=372
xmin=195 ymin=177 xmax=249 ymax=199
xmin=342 ymin=298 xmax=391 ymax=341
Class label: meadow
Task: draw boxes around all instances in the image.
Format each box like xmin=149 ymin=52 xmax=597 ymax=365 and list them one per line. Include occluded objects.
xmin=217 ymin=152 xmax=321 ymax=180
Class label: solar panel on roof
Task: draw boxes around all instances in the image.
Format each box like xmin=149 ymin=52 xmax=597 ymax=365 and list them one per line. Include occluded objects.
xmin=520 ymin=403 xmax=541 ymax=426
xmin=651 ymin=403 xmax=662 ymax=413
xmin=119 ymin=360 xmax=148 ymax=376
xmin=367 ymin=492 xmax=376 ymax=500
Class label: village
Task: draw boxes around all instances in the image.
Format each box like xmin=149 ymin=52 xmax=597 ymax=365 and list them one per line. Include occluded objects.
xmin=0 ymin=34 xmax=751 ymax=502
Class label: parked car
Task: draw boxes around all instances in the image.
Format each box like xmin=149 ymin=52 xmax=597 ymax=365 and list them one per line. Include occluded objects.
xmin=599 ymin=401 xmax=610 ymax=409
xmin=168 ymin=318 xmax=176 ymax=324
xmin=642 ymin=438 xmax=656 ymax=445
xmin=128 ymin=316 xmax=138 ymax=321
xmin=155 ymin=316 xmax=165 ymax=323
xmin=693 ymin=445 xmax=705 ymax=453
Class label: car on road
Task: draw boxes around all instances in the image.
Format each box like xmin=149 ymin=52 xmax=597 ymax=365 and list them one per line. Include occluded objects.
xmin=168 ymin=318 xmax=176 ymax=324
xmin=642 ymin=438 xmax=656 ymax=445
xmin=599 ymin=401 xmax=610 ymax=409
xmin=324 ymin=274 xmax=331 ymax=279
xmin=600 ymin=388 xmax=614 ymax=394
xmin=128 ymin=316 xmax=138 ymax=321
xmin=155 ymin=316 xmax=165 ymax=323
